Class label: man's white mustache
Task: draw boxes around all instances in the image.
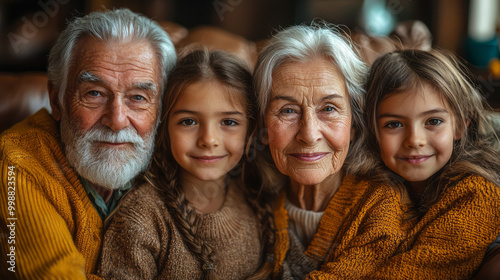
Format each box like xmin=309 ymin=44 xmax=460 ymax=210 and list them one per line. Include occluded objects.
xmin=84 ymin=126 xmax=144 ymax=146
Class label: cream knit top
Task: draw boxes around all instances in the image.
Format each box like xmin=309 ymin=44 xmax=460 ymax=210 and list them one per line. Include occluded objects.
xmin=284 ymin=198 xmax=323 ymax=247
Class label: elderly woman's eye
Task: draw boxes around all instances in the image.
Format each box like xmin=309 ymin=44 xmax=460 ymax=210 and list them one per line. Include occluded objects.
xmin=279 ymin=108 xmax=295 ymax=114
xmin=323 ymin=105 xmax=336 ymax=112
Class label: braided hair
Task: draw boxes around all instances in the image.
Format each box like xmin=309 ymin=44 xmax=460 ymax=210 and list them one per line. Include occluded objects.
xmin=144 ymin=49 xmax=276 ymax=279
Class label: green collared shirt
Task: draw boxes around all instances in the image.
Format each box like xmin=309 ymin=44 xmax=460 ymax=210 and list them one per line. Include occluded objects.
xmin=80 ymin=177 xmax=133 ymax=220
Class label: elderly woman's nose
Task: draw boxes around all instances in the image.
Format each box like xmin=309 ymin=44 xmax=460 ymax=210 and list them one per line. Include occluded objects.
xmin=296 ymin=110 xmax=322 ymax=144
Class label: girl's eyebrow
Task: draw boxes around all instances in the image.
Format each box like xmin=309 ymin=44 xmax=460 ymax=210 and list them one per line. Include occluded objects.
xmin=378 ymin=109 xmax=450 ymax=119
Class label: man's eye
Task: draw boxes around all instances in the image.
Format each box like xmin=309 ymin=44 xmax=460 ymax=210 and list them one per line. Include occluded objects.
xmin=385 ymin=121 xmax=402 ymax=129
xmin=222 ymin=119 xmax=238 ymax=126
xmin=131 ymin=95 xmax=146 ymax=101
xmin=86 ymin=91 xmax=101 ymax=97
xmin=179 ymin=119 xmax=196 ymax=126
xmin=426 ymin=118 xmax=442 ymax=126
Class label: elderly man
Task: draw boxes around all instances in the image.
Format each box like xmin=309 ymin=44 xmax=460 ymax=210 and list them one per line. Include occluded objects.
xmin=0 ymin=9 xmax=176 ymax=279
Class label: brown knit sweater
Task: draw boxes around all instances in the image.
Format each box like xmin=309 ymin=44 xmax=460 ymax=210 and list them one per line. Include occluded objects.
xmin=99 ymin=180 xmax=262 ymax=279
xmin=0 ymin=109 xmax=102 ymax=280
xmin=272 ymin=174 xmax=500 ymax=280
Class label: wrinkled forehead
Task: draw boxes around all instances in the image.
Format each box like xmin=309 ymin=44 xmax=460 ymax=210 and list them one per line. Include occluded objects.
xmin=270 ymin=59 xmax=348 ymax=100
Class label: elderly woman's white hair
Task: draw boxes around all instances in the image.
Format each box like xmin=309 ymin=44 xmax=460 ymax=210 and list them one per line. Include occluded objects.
xmin=253 ymin=22 xmax=370 ymax=182
xmin=47 ymin=8 xmax=176 ymax=106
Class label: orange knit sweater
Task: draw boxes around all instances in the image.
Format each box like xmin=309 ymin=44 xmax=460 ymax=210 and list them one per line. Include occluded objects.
xmin=272 ymin=174 xmax=500 ymax=279
xmin=0 ymin=109 xmax=103 ymax=280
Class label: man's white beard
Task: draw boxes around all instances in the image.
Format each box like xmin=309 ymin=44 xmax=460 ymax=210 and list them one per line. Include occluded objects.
xmin=60 ymin=114 xmax=156 ymax=191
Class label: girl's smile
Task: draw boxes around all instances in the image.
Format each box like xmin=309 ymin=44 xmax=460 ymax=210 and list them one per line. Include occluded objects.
xmin=168 ymin=80 xmax=248 ymax=183
xmin=376 ymin=82 xmax=460 ymax=191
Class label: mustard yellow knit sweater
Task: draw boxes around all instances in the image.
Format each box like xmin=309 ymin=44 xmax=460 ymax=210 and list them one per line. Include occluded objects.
xmin=272 ymin=174 xmax=500 ymax=279
xmin=0 ymin=109 xmax=102 ymax=280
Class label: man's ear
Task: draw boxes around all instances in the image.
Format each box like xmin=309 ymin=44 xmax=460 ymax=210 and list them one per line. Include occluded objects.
xmin=48 ymin=81 xmax=62 ymax=121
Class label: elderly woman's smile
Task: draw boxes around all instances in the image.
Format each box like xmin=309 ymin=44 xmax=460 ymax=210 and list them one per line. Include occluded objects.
xmin=265 ymin=58 xmax=352 ymax=187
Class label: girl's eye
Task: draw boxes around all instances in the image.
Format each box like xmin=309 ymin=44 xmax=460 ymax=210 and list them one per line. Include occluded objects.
xmin=426 ymin=118 xmax=442 ymax=126
xmin=385 ymin=121 xmax=403 ymax=129
xmin=222 ymin=119 xmax=238 ymax=126
xmin=179 ymin=119 xmax=197 ymax=126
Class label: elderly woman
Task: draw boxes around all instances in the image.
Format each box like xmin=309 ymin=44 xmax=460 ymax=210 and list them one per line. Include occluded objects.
xmin=253 ymin=24 xmax=403 ymax=279
xmin=254 ymin=23 xmax=500 ymax=280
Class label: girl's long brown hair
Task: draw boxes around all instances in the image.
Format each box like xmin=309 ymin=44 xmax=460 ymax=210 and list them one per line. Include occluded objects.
xmin=364 ymin=49 xmax=500 ymax=217
xmin=144 ymin=49 xmax=275 ymax=279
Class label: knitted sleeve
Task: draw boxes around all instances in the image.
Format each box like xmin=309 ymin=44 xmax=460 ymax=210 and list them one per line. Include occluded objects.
xmin=305 ymin=182 xmax=404 ymax=280
xmin=306 ymin=175 xmax=500 ymax=280
xmin=0 ymin=162 xmax=89 ymax=280
xmin=98 ymin=184 xmax=166 ymax=280
xmin=366 ymin=176 xmax=500 ymax=280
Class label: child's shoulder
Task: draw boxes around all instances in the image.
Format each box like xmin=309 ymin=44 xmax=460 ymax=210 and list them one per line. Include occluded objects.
xmin=121 ymin=182 xmax=166 ymax=207
xmin=110 ymin=182 xmax=170 ymax=223
xmin=445 ymin=173 xmax=500 ymax=200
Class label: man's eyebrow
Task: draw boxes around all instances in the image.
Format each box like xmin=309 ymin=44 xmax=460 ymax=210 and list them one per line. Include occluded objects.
xmin=78 ymin=71 xmax=158 ymax=96
xmin=78 ymin=71 xmax=106 ymax=85
xmin=133 ymin=81 xmax=158 ymax=96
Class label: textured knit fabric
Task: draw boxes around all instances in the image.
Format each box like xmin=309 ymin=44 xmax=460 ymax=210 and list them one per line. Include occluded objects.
xmin=99 ymin=180 xmax=262 ymax=280
xmin=0 ymin=109 xmax=102 ymax=280
xmin=284 ymin=198 xmax=323 ymax=246
xmin=272 ymin=174 xmax=500 ymax=280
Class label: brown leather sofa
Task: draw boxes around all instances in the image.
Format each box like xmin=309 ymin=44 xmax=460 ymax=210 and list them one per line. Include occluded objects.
xmin=0 ymin=72 xmax=50 ymax=133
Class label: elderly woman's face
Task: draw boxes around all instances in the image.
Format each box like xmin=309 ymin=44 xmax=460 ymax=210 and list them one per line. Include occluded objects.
xmin=265 ymin=58 xmax=352 ymax=185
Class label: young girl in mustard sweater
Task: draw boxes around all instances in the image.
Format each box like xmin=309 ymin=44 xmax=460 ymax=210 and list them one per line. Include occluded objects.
xmin=363 ymin=49 xmax=500 ymax=279
xmin=98 ymin=50 xmax=274 ymax=280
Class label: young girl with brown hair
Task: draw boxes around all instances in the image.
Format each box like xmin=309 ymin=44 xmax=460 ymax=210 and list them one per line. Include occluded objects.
xmin=98 ymin=49 xmax=274 ymax=280
xmin=363 ymin=49 xmax=500 ymax=279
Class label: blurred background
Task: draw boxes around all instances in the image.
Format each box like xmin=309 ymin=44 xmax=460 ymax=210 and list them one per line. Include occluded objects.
xmin=1 ymin=0 xmax=499 ymax=71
